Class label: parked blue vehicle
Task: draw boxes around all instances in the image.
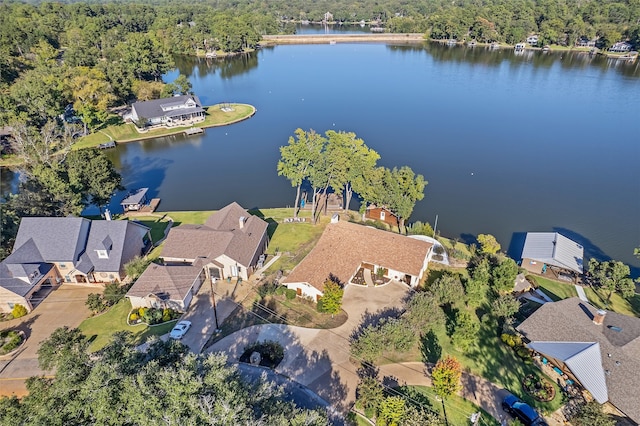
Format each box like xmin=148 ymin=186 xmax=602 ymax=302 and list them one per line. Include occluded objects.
xmin=502 ymin=395 xmax=548 ymax=426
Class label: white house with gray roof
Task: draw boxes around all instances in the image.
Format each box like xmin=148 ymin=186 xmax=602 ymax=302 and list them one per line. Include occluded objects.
xmin=517 ymin=298 xmax=640 ymax=424
xmin=520 ymin=232 xmax=584 ymax=276
xmin=0 ymin=217 xmax=151 ymax=313
xmin=130 ymin=95 xmax=205 ymax=127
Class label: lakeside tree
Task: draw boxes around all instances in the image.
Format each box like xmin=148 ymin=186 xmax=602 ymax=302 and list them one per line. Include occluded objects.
xmin=65 ymin=149 xmax=124 ymax=212
xmin=429 ymin=272 xmax=466 ymax=308
xmin=477 ymin=233 xmax=501 ymax=254
xmin=450 ymin=310 xmax=479 ymax=352
xmin=491 ymin=257 xmax=519 ymax=294
xmin=277 ymin=128 xmax=324 ymax=219
xmin=378 ymin=166 xmax=426 ymax=233
xmin=588 ymin=258 xmax=635 ymax=302
xmin=491 ymin=294 xmax=521 ymax=321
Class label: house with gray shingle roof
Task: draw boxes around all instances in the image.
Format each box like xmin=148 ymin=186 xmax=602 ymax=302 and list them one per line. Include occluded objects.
xmin=517 ymin=298 xmax=640 ymax=424
xmin=282 ymin=219 xmax=432 ymax=301
xmin=126 ymin=202 xmax=268 ymax=310
xmin=0 ymin=217 xmax=151 ymax=313
xmin=130 ymin=95 xmax=205 ymax=127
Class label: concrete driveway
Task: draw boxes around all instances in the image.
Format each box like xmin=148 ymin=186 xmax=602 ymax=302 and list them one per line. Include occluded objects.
xmin=207 ymin=280 xmax=412 ymax=412
xmin=0 ymin=285 xmax=95 ymax=396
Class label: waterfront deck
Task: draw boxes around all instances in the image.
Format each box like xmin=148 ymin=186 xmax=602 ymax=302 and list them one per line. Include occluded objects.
xmin=124 ymin=198 xmax=161 ymax=216
xmin=184 ymin=127 xmax=204 ymax=136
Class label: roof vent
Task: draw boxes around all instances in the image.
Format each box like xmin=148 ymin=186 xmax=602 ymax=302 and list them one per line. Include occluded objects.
xmin=239 ymin=216 xmax=246 ymax=229
xmin=615 ymin=361 xmax=621 ymax=366
xmin=605 ymin=370 xmax=611 ymax=376
xmin=331 ymin=213 xmax=339 ymax=223
xmin=593 ymin=309 xmax=606 ymax=325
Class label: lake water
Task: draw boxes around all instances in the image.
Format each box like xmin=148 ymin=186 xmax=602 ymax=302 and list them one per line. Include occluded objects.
xmin=94 ymin=41 xmax=639 ymax=272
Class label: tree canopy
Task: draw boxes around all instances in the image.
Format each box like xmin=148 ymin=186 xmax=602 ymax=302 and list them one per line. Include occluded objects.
xmin=0 ymin=327 xmax=328 ymax=425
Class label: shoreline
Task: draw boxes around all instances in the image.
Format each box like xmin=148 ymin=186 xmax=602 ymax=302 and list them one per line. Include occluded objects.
xmin=103 ymin=104 xmax=257 ymax=146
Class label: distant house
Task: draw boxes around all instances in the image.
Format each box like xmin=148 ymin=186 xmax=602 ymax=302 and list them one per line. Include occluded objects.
xmin=526 ymin=35 xmax=539 ymax=46
xmin=517 ymin=298 xmax=640 ymax=424
xmin=577 ymin=36 xmax=597 ymax=47
xmin=609 ymin=41 xmax=632 ymax=52
xmin=130 ymin=94 xmax=205 ymax=128
xmin=0 ymin=218 xmax=150 ymax=313
xmin=364 ymin=205 xmax=399 ymax=228
xmin=282 ymin=219 xmax=432 ymax=301
xmin=126 ymin=202 xmax=269 ymax=310
xmin=121 ymin=188 xmax=149 ymax=212
xmin=323 ymin=11 xmax=333 ymax=22
xmin=520 ymin=232 xmax=583 ymax=277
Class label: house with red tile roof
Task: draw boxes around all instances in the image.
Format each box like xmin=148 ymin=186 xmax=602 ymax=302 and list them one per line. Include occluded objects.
xmin=282 ymin=219 xmax=432 ymax=301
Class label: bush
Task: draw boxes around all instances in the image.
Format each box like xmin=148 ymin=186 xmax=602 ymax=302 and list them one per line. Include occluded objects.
xmin=138 ymin=307 xmax=147 ymax=317
xmin=11 ymin=304 xmax=28 ymax=319
xmin=501 ymin=333 xmax=522 ymax=348
xmin=275 ymin=286 xmax=287 ymax=296
xmin=86 ymin=293 xmax=105 ymax=313
xmin=285 ymin=289 xmax=297 ymax=300
xmin=102 ymin=282 xmax=126 ymax=307
xmin=0 ymin=330 xmax=23 ymax=355
xmin=129 ymin=312 xmax=139 ymax=322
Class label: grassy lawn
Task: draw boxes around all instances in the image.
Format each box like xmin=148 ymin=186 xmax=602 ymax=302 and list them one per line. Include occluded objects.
xmin=380 ymin=303 xmax=563 ymax=415
xmin=530 ymin=276 xmax=577 ymax=301
xmin=584 ymin=286 xmax=640 ymax=317
xmin=73 ymin=104 xmax=255 ymax=149
xmin=402 ymin=386 xmax=500 ymax=426
xmin=79 ymin=298 xmax=177 ymax=352
xmin=123 ymin=215 xmax=171 ymax=244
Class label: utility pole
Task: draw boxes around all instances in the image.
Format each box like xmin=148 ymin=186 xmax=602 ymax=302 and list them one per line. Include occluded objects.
xmin=433 ymin=214 xmax=439 ymax=237
xmin=210 ymin=277 xmax=220 ymax=330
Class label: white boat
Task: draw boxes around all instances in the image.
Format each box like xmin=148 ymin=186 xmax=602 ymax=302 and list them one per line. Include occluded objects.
xmin=515 ymin=43 xmax=526 ymax=50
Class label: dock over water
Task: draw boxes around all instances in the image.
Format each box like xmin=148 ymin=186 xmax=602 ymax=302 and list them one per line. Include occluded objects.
xmin=184 ymin=127 xmax=204 ymax=136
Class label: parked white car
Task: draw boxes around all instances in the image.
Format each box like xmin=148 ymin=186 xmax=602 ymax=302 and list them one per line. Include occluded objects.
xmin=169 ymin=320 xmax=192 ymax=339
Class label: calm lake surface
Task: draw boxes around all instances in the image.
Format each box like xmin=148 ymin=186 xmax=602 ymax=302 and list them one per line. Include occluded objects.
xmin=99 ymin=41 xmax=640 ymax=272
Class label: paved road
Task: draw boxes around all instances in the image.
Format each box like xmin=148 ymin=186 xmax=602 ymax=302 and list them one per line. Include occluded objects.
xmin=208 ymin=281 xmax=411 ymax=413
xmin=0 ymin=285 xmax=95 ymax=396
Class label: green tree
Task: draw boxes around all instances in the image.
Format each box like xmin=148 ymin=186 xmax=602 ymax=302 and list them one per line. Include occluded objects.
xmin=124 ymin=256 xmax=152 ymax=281
xmin=65 ymin=149 xmax=123 ymax=211
xmin=356 ymin=376 xmax=384 ymax=417
xmin=318 ymin=279 xmax=343 ymax=316
xmin=571 ymin=401 xmax=615 ymax=426
xmin=450 ymin=310 xmax=479 ymax=352
xmin=404 ymin=291 xmax=444 ymax=330
xmin=491 ymin=257 xmax=519 ymax=294
xmin=67 ymin=67 xmax=116 ymax=132
xmin=588 ymin=259 xmax=635 ymax=302
xmin=431 ymin=355 xmax=462 ymax=399
xmin=491 ymin=294 xmax=521 ymax=320
xmin=429 ymin=272 xmax=465 ymax=307
xmin=173 ymin=74 xmax=192 ymax=95
xmin=477 ymin=233 xmax=501 ymax=254
xmin=377 ymin=396 xmax=406 ymax=426
xmin=0 ymin=200 xmax=20 ymax=260
xmin=277 ymin=128 xmax=324 ymax=219
xmin=379 ymin=166 xmax=426 ymax=233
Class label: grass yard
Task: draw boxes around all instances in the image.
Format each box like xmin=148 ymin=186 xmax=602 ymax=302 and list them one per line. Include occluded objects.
xmin=379 ymin=303 xmax=563 ymax=415
xmin=403 ymin=386 xmax=501 ymax=426
xmin=584 ymin=286 xmax=640 ymax=317
xmin=74 ymin=104 xmax=255 ymax=149
xmin=124 ymin=215 xmax=171 ymax=244
xmin=79 ymin=298 xmax=177 ymax=352
xmin=530 ymin=276 xmax=577 ymax=301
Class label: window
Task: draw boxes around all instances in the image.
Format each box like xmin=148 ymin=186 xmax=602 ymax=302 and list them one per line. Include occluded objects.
xmin=65 ymin=275 xmax=71 ymax=283
xmin=231 ymin=265 xmax=238 ymax=277
xmin=97 ymin=250 xmax=108 ymax=259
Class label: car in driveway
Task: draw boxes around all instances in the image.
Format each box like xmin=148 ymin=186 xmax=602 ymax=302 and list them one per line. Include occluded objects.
xmin=169 ymin=320 xmax=192 ymax=339
xmin=502 ymin=394 xmax=548 ymax=426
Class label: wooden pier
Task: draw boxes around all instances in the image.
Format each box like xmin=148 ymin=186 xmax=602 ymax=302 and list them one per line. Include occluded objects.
xmin=184 ymin=127 xmax=204 ymax=136
xmin=97 ymin=141 xmax=116 ymax=149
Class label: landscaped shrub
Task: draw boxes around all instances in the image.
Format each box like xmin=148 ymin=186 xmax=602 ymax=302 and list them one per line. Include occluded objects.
xmin=133 ymin=307 xmax=179 ymax=325
xmin=102 ymin=282 xmax=127 ymax=307
xmin=129 ymin=312 xmax=139 ymax=322
xmin=11 ymin=304 xmax=27 ymax=319
xmin=522 ymin=374 xmax=555 ymax=401
xmin=275 ymin=286 xmax=287 ymax=296
xmin=162 ymin=308 xmax=172 ymax=322
xmin=0 ymin=330 xmax=23 ymax=355
xmin=285 ymin=289 xmax=297 ymax=300
xmin=86 ymin=293 xmax=106 ymax=313
xmin=501 ymin=333 xmax=522 ymax=348
xmin=406 ymin=220 xmax=434 ymax=237
xmin=138 ymin=307 xmax=147 ymax=317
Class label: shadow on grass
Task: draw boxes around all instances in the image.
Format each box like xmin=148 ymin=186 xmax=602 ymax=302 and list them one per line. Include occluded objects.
xmin=420 ymin=329 xmax=442 ymax=364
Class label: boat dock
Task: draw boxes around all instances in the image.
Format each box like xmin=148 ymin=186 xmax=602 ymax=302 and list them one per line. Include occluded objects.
xmin=124 ymin=198 xmax=161 ymax=216
xmin=184 ymin=127 xmax=204 ymax=136
xmin=97 ymin=141 xmax=116 ymax=149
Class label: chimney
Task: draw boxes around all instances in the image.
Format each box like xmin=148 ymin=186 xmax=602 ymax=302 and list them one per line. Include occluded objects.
xmin=331 ymin=213 xmax=339 ymax=223
xmin=239 ymin=216 xmax=246 ymax=229
xmin=593 ymin=309 xmax=606 ymax=325
xmin=104 ymin=209 xmax=112 ymax=221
